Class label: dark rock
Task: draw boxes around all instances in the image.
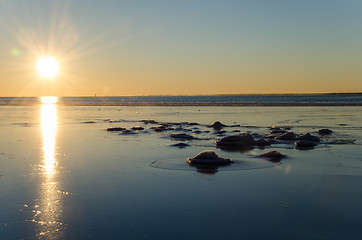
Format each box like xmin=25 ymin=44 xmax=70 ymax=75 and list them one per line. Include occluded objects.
xmin=131 ymin=126 xmax=144 ymax=131
xmin=140 ymin=120 xmax=158 ymax=124
xmin=325 ymin=139 xmax=355 ymax=144
xmin=210 ymin=121 xmax=227 ymax=130
xmin=215 ymin=130 xmax=227 ymax=135
xmin=295 ymin=140 xmax=317 ymax=149
xmin=275 ymin=131 xmax=296 ymax=140
xmin=119 ymin=130 xmax=137 ymax=135
xmin=297 ymin=132 xmax=320 ymax=142
xmin=254 ymin=138 xmax=271 ymax=146
xmin=188 ymin=150 xmax=232 ymax=165
xmin=107 ymin=127 xmax=126 ymax=131
xmin=270 ymin=129 xmax=287 ymax=134
xmin=216 ymin=133 xmax=255 ymax=147
xmin=259 ymin=151 xmax=286 ymax=162
xmin=171 ymin=143 xmax=189 ymax=148
xmin=170 ymin=133 xmax=197 ymax=140
xmin=82 ymin=121 xmax=96 ymax=124
xmin=264 ymin=134 xmax=277 ymax=139
xmin=259 ymin=151 xmax=286 ymax=158
xmin=317 ymin=129 xmax=333 ymax=135
xmin=151 ymin=125 xmax=173 ymax=132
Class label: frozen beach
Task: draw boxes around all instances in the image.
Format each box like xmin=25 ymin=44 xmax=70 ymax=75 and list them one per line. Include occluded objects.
xmin=0 ymin=101 xmax=362 ymax=239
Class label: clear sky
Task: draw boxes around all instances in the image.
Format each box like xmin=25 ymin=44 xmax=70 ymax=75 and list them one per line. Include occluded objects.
xmin=0 ymin=0 xmax=361 ymax=96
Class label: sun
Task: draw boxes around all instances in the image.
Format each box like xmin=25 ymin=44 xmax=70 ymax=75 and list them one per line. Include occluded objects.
xmin=36 ymin=57 xmax=60 ymax=78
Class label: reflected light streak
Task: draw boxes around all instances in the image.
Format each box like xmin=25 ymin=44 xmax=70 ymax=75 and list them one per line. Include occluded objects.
xmin=35 ymin=96 xmax=64 ymax=238
xmin=40 ymin=97 xmax=58 ymax=174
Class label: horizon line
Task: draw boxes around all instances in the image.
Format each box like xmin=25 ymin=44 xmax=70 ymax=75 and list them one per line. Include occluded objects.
xmin=1 ymin=92 xmax=362 ymax=98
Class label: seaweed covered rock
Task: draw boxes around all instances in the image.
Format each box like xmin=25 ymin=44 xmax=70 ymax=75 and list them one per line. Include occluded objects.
xmin=188 ymin=150 xmax=232 ymax=165
xmin=216 ymin=133 xmax=255 ymax=147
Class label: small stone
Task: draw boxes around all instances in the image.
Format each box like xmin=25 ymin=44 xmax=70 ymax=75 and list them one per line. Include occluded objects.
xmin=131 ymin=126 xmax=144 ymax=131
xmin=170 ymin=133 xmax=197 ymax=140
xmin=82 ymin=121 xmax=96 ymax=124
xmin=119 ymin=129 xmax=137 ymax=135
xmin=140 ymin=120 xmax=158 ymax=124
xmin=107 ymin=127 xmax=126 ymax=131
xmin=151 ymin=125 xmax=173 ymax=132
xmin=295 ymin=140 xmax=317 ymax=149
xmin=171 ymin=143 xmax=189 ymax=148
xmin=317 ymin=129 xmax=333 ymax=135
xmin=271 ymin=129 xmax=287 ymax=134
xmin=210 ymin=121 xmax=227 ymax=130
xmin=259 ymin=151 xmax=286 ymax=159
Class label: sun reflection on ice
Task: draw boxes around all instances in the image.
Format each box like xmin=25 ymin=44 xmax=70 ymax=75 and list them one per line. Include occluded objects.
xmin=34 ymin=96 xmax=64 ymax=238
xmin=40 ymin=97 xmax=58 ymax=174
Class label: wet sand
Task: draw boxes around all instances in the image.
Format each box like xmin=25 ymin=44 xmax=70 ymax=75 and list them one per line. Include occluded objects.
xmin=0 ymin=105 xmax=361 ymax=239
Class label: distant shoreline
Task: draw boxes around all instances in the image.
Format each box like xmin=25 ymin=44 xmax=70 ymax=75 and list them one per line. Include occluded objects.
xmin=1 ymin=94 xmax=361 ymax=106
xmin=0 ymin=92 xmax=361 ymax=98
xmin=1 ymin=102 xmax=361 ymax=107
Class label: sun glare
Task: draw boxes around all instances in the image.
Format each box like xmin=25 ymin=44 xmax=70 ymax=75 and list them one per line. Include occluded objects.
xmin=36 ymin=57 xmax=60 ymax=78
xmin=41 ymin=96 xmax=58 ymax=104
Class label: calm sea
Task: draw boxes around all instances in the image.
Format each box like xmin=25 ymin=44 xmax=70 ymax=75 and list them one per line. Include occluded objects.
xmin=0 ymin=94 xmax=362 ymax=105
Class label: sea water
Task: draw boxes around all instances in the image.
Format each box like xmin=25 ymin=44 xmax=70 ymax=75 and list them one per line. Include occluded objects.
xmin=0 ymin=98 xmax=361 ymax=239
xmin=1 ymin=94 xmax=362 ymax=105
